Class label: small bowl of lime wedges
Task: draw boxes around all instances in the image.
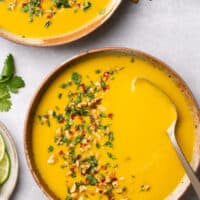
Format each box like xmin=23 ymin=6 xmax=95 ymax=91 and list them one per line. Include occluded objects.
xmin=0 ymin=121 xmax=19 ymax=200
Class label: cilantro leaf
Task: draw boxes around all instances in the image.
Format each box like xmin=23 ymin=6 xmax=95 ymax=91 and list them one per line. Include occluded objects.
xmin=0 ymin=54 xmax=25 ymax=112
xmin=86 ymin=175 xmax=98 ymax=185
xmin=107 ymin=152 xmax=116 ymax=160
xmin=8 ymin=76 xmax=25 ymax=93
xmin=0 ymin=54 xmax=15 ymax=83
xmin=0 ymin=84 xmax=11 ymax=112
xmin=0 ymin=98 xmax=12 ymax=112
xmin=0 ymin=84 xmax=9 ymax=99
xmin=104 ymin=141 xmax=113 ymax=148
xmin=71 ymin=72 xmax=81 ymax=85
xmin=83 ymin=1 xmax=92 ymax=11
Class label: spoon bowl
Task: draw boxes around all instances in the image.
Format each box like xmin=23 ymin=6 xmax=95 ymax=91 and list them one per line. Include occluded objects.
xmin=134 ymin=78 xmax=200 ymax=199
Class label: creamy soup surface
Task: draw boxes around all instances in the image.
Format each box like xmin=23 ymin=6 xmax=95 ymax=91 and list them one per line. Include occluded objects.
xmin=0 ymin=0 xmax=110 ymax=38
xmin=32 ymin=52 xmax=195 ymax=200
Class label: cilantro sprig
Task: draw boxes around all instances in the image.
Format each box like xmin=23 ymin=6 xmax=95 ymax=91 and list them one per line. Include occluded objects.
xmin=0 ymin=54 xmax=25 ymax=112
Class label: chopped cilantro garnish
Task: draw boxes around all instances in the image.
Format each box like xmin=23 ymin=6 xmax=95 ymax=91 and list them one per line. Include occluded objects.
xmin=100 ymin=112 xmax=107 ymax=118
xmin=39 ymin=68 xmax=128 ymax=198
xmin=104 ymin=141 xmax=113 ymax=148
xmin=58 ymin=93 xmax=62 ymax=99
xmin=96 ymin=143 xmax=101 ymax=149
xmin=75 ymin=92 xmax=82 ymax=104
xmin=48 ymin=145 xmax=54 ymax=152
xmin=65 ymin=123 xmax=71 ymax=130
xmin=53 ymin=0 xmax=70 ymax=8
xmin=100 ymin=80 xmax=106 ymax=88
xmin=108 ymin=132 xmax=114 ymax=141
xmin=71 ymin=72 xmax=81 ymax=85
xmin=72 ymin=135 xmax=84 ymax=145
xmin=61 ymin=81 xmax=72 ymax=89
xmin=83 ymin=1 xmax=92 ymax=11
xmin=95 ymin=69 xmax=101 ymax=74
xmin=44 ymin=20 xmax=52 ymax=28
xmin=6 ymin=0 xmax=93 ymax=29
xmin=71 ymin=171 xmax=76 ymax=178
xmin=86 ymin=174 xmax=98 ymax=185
xmin=65 ymin=196 xmax=72 ymax=200
xmin=107 ymin=152 xmax=116 ymax=160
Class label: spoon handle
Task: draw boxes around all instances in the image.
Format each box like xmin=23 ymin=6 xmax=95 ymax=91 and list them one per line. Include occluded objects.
xmin=169 ymin=132 xmax=200 ymax=199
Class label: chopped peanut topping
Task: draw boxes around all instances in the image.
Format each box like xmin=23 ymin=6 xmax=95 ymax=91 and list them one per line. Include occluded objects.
xmin=70 ymin=184 xmax=77 ymax=193
xmin=47 ymin=154 xmax=57 ymax=164
xmin=39 ymin=68 xmax=143 ymax=200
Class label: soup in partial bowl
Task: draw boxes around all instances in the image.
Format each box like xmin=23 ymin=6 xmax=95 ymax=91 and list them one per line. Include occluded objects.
xmin=24 ymin=48 xmax=200 ymax=200
xmin=0 ymin=0 xmax=121 ymax=46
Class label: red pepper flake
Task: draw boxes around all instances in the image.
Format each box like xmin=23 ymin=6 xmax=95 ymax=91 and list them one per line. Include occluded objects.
xmin=103 ymin=72 xmax=110 ymax=80
xmin=22 ymin=2 xmax=27 ymax=6
xmin=87 ymin=139 xmax=91 ymax=143
xmin=85 ymin=179 xmax=90 ymax=185
xmin=103 ymin=85 xmax=109 ymax=92
xmin=70 ymin=167 xmax=75 ymax=172
xmin=58 ymin=150 xmax=64 ymax=155
xmin=108 ymin=195 xmax=114 ymax=200
xmin=80 ymin=143 xmax=87 ymax=147
xmin=101 ymin=165 xmax=107 ymax=170
xmin=47 ymin=14 xmax=53 ymax=19
xmin=112 ymin=177 xmax=118 ymax=182
xmin=108 ymin=113 xmax=113 ymax=119
xmin=77 ymin=3 xmax=81 ymax=8
xmin=70 ymin=114 xmax=76 ymax=120
xmin=80 ymin=84 xmax=86 ymax=93
xmin=81 ymin=131 xmax=86 ymax=136
xmin=101 ymin=177 xmax=105 ymax=182
xmin=90 ymin=123 xmax=97 ymax=130
xmin=75 ymin=126 xmax=80 ymax=131
xmin=69 ymin=130 xmax=74 ymax=135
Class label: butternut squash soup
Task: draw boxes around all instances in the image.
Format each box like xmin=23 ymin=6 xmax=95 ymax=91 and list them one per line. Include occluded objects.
xmin=0 ymin=0 xmax=111 ymax=39
xmin=31 ymin=51 xmax=196 ymax=200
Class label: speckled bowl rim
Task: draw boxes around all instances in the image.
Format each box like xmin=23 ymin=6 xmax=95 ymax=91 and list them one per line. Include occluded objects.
xmin=0 ymin=121 xmax=19 ymax=199
xmin=24 ymin=47 xmax=200 ymax=200
xmin=0 ymin=0 xmax=121 ymax=47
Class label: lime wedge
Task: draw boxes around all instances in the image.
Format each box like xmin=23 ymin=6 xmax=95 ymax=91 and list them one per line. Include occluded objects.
xmin=0 ymin=152 xmax=10 ymax=185
xmin=0 ymin=134 xmax=5 ymax=162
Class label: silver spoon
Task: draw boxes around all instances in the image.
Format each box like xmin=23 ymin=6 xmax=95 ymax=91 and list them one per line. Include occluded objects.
xmin=167 ymin=120 xmax=200 ymax=199
xmin=134 ymin=78 xmax=200 ymax=199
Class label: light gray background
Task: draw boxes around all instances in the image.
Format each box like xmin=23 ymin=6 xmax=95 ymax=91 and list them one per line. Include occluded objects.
xmin=1 ymin=0 xmax=200 ymax=199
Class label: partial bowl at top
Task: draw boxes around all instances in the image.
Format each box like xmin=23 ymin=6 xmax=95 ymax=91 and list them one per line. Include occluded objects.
xmin=0 ymin=0 xmax=121 ymax=46
xmin=24 ymin=48 xmax=200 ymax=200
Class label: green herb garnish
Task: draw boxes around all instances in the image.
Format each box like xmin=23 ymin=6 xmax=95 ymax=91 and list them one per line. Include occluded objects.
xmin=107 ymin=152 xmax=116 ymax=160
xmin=86 ymin=174 xmax=98 ymax=185
xmin=44 ymin=20 xmax=52 ymax=28
xmin=39 ymin=68 xmax=129 ymax=199
xmin=0 ymin=54 xmax=25 ymax=112
xmin=104 ymin=141 xmax=113 ymax=148
xmin=48 ymin=145 xmax=54 ymax=152
xmin=95 ymin=69 xmax=101 ymax=74
xmin=83 ymin=1 xmax=92 ymax=11
xmin=71 ymin=72 xmax=81 ymax=85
